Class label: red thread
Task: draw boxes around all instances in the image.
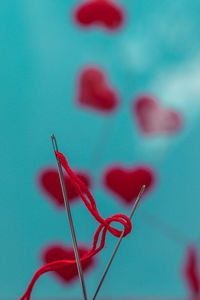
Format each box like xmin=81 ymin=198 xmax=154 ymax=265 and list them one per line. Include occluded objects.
xmin=20 ymin=151 xmax=132 ymax=300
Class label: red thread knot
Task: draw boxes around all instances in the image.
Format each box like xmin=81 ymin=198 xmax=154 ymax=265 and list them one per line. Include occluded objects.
xmin=20 ymin=151 xmax=132 ymax=300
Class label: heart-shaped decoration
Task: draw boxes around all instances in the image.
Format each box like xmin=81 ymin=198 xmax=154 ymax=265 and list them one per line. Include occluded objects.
xmin=74 ymin=0 xmax=124 ymax=31
xmin=103 ymin=165 xmax=155 ymax=205
xmin=133 ymin=95 xmax=182 ymax=135
xmin=77 ymin=67 xmax=119 ymax=113
xmin=41 ymin=243 xmax=96 ymax=283
xmin=183 ymin=245 xmax=200 ymax=296
xmin=38 ymin=168 xmax=91 ymax=208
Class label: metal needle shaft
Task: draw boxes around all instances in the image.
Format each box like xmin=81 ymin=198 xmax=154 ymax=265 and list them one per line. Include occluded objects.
xmin=51 ymin=134 xmax=88 ymax=300
xmin=93 ymin=185 xmax=146 ymax=300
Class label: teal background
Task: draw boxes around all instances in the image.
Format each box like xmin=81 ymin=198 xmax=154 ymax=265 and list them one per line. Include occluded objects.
xmin=1 ymin=0 xmax=200 ymax=298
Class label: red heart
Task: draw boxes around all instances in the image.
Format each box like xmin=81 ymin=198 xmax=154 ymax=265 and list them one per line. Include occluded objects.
xmin=38 ymin=168 xmax=91 ymax=208
xmin=41 ymin=243 xmax=96 ymax=283
xmin=133 ymin=95 xmax=182 ymax=135
xmin=74 ymin=0 xmax=124 ymax=31
xmin=77 ymin=67 xmax=119 ymax=113
xmin=103 ymin=165 xmax=155 ymax=205
xmin=183 ymin=245 xmax=200 ymax=295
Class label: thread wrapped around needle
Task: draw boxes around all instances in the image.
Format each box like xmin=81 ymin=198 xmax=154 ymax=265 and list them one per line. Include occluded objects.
xmin=20 ymin=136 xmax=145 ymax=300
xmin=51 ymin=135 xmax=88 ymax=300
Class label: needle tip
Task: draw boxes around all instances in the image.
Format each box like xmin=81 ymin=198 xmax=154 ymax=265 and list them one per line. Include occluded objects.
xmin=139 ymin=185 xmax=146 ymax=196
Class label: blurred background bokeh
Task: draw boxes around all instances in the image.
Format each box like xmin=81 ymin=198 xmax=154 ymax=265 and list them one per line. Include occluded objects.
xmin=1 ymin=0 xmax=200 ymax=299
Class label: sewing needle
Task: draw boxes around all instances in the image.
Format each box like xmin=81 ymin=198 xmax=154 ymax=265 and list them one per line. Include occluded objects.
xmin=51 ymin=134 xmax=88 ymax=300
xmin=93 ymin=185 xmax=146 ymax=300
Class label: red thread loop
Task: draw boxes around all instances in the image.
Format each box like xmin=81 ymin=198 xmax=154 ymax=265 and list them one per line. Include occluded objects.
xmin=20 ymin=151 xmax=132 ymax=300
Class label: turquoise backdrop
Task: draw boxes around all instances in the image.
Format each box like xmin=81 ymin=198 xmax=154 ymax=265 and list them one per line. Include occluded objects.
xmin=1 ymin=0 xmax=200 ymax=298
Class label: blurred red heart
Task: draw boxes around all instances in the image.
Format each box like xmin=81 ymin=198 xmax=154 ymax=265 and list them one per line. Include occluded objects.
xmin=41 ymin=243 xmax=96 ymax=283
xmin=38 ymin=168 xmax=91 ymax=208
xmin=183 ymin=245 xmax=200 ymax=296
xmin=104 ymin=165 xmax=155 ymax=205
xmin=77 ymin=67 xmax=119 ymax=113
xmin=74 ymin=0 xmax=124 ymax=30
xmin=133 ymin=95 xmax=182 ymax=135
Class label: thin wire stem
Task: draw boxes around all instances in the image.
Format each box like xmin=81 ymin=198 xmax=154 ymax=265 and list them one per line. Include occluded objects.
xmin=140 ymin=209 xmax=188 ymax=246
